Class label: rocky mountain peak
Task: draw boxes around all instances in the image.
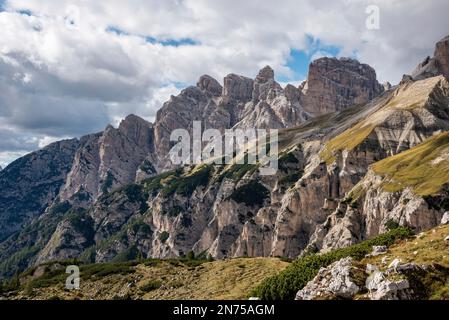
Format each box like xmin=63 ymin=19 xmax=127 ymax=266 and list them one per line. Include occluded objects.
xmin=435 ymin=35 xmax=449 ymax=79
xmin=255 ymin=65 xmax=275 ymax=83
xmin=196 ymin=74 xmax=223 ymax=97
xmin=222 ymin=73 xmax=254 ymax=102
xmin=301 ymin=56 xmax=384 ymax=116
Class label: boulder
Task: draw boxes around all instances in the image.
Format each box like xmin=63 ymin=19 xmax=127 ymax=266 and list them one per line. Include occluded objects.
xmin=295 ymin=257 xmax=366 ymax=300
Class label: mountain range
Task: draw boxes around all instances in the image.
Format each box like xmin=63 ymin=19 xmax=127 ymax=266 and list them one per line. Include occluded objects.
xmin=0 ymin=35 xmax=449 ymax=281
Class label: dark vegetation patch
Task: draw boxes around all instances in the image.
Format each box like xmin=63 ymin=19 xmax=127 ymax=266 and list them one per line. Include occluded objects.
xmin=161 ymin=165 xmax=213 ymax=197
xmin=228 ymin=181 xmax=269 ymax=207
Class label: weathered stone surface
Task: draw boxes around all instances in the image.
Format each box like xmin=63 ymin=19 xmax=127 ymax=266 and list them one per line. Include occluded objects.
xmin=295 ymin=257 xmax=366 ymax=300
xmin=0 ymin=139 xmax=79 ymax=241
xmin=301 ymin=57 xmax=384 ymax=116
xmin=60 ymin=115 xmax=154 ymax=202
xmin=434 ymin=35 xmax=449 ymax=79
xmin=441 ymin=212 xmax=449 ymax=225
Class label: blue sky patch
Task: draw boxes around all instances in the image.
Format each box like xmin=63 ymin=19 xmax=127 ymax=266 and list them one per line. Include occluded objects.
xmin=278 ymin=36 xmax=341 ymax=83
xmin=106 ymin=26 xmax=198 ymax=47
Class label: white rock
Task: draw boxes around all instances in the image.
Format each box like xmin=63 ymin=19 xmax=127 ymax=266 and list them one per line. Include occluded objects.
xmin=366 ymin=271 xmax=385 ymax=291
xmin=295 ymin=257 xmax=364 ymax=300
xmin=366 ymin=264 xmax=379 ymax=273
xmin=388 ymin=258 xmax=402 ymax=271
xmin=248 ymin=297 xmax=261 ymax=300
xmin=441 ymin=212 xmax=449 ymax=225
xmin=444 ymin=235 xmax=449 ymax=242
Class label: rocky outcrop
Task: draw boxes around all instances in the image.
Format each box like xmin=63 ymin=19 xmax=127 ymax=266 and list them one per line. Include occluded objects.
xmin=412 ymin=35 xmax=449 ymax=80
xmin=296 ymin=257 xmax=449 ymax=300
xmin=295 ymin=257 xmax=366 ymax=300
xmin=435 ymin=36 xmax=449 ymax=79
xmin=301 ymin=57 xmax=384 ymax=116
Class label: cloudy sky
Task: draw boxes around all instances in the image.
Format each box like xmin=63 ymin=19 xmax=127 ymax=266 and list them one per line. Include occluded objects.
xmin=0 ymin=0 xmax=448 ymax=167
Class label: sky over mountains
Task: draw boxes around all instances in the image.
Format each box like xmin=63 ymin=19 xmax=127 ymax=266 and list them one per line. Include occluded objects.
xmin=1 ymin=0 xmax=449 ymax=167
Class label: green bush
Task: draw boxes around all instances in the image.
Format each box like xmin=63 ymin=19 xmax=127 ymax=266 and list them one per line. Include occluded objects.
xmin=80 ymin=262 xmax=136 ymax=280
xmin=139 ymin=160 xmax=156 ymax=175
xmin=250 ymin=227 xmax=413 ymax=300
xmin=385 ymin=219 xmax=400 ymax=231
xmin=228 ymin=181 xmax=269 ymax=207
xmin=142 ymin=168 xmax=182 ymax=196
xmin=161 ymin=165 xmax=212 ymax=197
xmin=159 ymin=231 xmax=169 ymax=244
xmin=186 ymin=251 xmax=195 ymax=260
xmin=278 ymin=152 xmax=299 ymax=172
xmin=140 ymin=280 xmax=162 ymax=292
xmin=112 ymin=246 xmax=140 ymax=263
xmin=101 ymin=171 xmax=115 ymax=194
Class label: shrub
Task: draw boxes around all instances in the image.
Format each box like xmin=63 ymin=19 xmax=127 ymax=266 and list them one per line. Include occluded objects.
xmin=80 ymin=262 xmax=135 ymax=280
xmin=228 ymin=181 xmax=269 ymax=207
xmin=159 ymin=231 xmax=169 ymax=244
xmin=222 ymin=163 xmax=258 ymax=182
xmin=161 ymin=165 xmax=212 ymax=197
xmin=117 ymin=184 xmax=149 ymax=213
xmin=139 ymin=160 xmax=156 ymax=175
xmin=186 ymin=251 xmax=195 ymax=260
xmin=101 ymin=171 xmax=114 ymax=194
xmin=385 ymin=219 xmax=400 ymax=231
xmin=112 ymin=246 xmax=140 ymax=263
xmin=278 ymin=152 xmax=299 ymax=172
xmin=142 ymin=169 xmax=182 ymax=196
xmin=250 ymin=227 xmax=413 ymax=300
xmin=140 ymin=280 xmax=162 ymax=292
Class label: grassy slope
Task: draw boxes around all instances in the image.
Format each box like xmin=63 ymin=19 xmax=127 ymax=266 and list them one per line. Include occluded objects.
xmin=7 ymin=258 xmax=288 ymax=300
xmin=3 ymin=225 xmax=448 ymax=300
xmin=371 ymin=131 xmax=449 ymax=195
xmin=363 ymin=224 xmax=449 ymax=299
xmin=320 ymin=76 xmax=444 ymax=164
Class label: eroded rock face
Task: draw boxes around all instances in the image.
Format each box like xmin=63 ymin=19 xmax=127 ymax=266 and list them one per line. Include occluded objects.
xmin=0 ymin=139 xmax=79 ymax=241
xmin=60 ymin=115 xmax=154 ymax=202
xmin=412 ymin=35 xmax=449 ymax=80
xmin=301 ymin=57 xmax=384 ymax=116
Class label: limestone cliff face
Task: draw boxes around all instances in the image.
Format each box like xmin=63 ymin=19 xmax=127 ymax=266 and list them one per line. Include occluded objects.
xmin=301 ymin=57 xmax=384 ymax=116
xmin=0 ymin=139 xmax=79 ymax=241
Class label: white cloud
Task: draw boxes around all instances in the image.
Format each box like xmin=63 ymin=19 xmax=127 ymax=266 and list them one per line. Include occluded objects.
xmin=0 ymin=0 xmax=448 ymax=166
